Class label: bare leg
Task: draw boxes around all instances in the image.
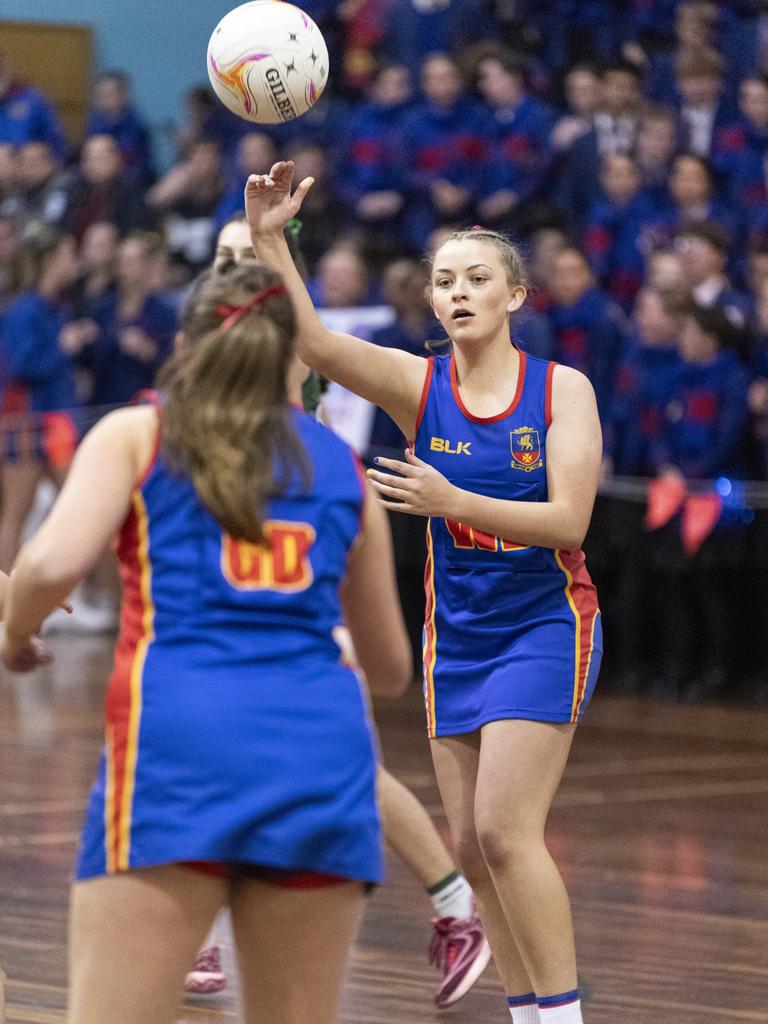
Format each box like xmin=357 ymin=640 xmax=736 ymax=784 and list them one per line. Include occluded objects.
xmin=68 ymin=866 xmax=226 ymax=1024
xmin=430 ymin=733 xmax=534 ymax=997
xmin=377 ymin=764 xmax=456 ymax=889
xmin=475 ymin=719 xmax=578 ymax=995
xmin=0 ymin=965 xmax=5 ymax=1024
xmin=230 ymin=878 xmax=365 ymax=1024
xmin=0 ymin=461 xmax=44 ymax=571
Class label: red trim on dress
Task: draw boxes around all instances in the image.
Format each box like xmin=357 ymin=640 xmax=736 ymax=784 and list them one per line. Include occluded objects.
xmin=413 ymin=357 xmax=435 ymax=438
xmin=544 ymin=361 xmax=557 ymax=427
xmin=105 ymin=504 xmax=144 ymax=870
xmin=136 ymin=403 xmax=162 ymax=488
xmin=450 ymin=348 xmax=527 ymax=424
xmin=558 ymin=548 xmax=600 ymax=720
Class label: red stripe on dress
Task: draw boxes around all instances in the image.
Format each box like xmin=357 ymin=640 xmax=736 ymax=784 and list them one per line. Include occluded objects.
xmin=411 ymin=357 xmax=435 ymax=443
xmin=544 ymin=361 xmax=557 ymax=427
xmin=422 ymin=521 xmax=437 ymax=737
xmin=558 ymin=548 xmax=599 ymax=721
xmin=104 ymin=499 xmax=149 ymax=870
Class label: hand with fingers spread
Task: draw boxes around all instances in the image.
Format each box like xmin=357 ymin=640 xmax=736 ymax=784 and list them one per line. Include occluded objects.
xmin=367 ymin=449 xmax=458 ymax=518
xmin=244 ymin=159 xmax=315 ymax=236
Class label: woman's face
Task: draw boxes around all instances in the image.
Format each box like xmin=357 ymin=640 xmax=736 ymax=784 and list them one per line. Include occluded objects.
xmin=565 ymin=69 xmax=599 ymax=117
xmin=214 ymin=221 xmax=255 ymax=271
xmin=548 ymin=250 xmax=592 ymax=307
xmin=430 ymin=238 xmax=523 ymax=345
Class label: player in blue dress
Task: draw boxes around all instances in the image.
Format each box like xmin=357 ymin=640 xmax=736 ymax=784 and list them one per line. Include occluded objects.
xmin=0 ymin=261 xmax=411 ymax=1024
xmin=246 ymin=162 xmax=602 ymax=1024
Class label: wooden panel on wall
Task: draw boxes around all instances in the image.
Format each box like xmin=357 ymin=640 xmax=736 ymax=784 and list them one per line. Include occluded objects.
xmin=0 ymin=20 xmax=93 ymax=147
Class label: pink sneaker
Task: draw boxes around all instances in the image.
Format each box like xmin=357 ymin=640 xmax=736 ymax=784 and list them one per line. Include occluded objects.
xmin=429 ymin=908 xmax=492 ymax=1008
xmin=184 ymin=944 xmax=227 ymax=995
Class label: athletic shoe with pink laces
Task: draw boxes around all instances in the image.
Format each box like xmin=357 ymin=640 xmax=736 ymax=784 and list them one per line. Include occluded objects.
xmin=184 ymin=944 xmax=227 ymax=995
xmin=429 ymin=907 xmax=492 ymax=1008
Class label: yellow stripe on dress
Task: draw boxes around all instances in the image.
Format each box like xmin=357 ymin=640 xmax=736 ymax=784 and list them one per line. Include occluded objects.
xmin=104 ymin=722 xmax=117 ymax=872
xmin=554 ymin=550 xmax=582 ymax=723
xmin=117 ymin=491 xmax=155 ymax=870
xmin=575 ymin=610 xmax=599 ymax=721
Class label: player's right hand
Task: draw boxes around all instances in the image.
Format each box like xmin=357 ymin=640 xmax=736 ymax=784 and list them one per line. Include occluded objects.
xmin=245 ymin=160 xmax=314 ymax=235
xmin=1 ymin=631 xmax=53 ymax=674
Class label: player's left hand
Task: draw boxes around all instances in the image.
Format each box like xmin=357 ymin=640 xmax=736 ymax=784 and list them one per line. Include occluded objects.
xmin=1 ymin=630 xmax=53 ymax=674
xmin=367 ymin=449 xmax=457 ymax=517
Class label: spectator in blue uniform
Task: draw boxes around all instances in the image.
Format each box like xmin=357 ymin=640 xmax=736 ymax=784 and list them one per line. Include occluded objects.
xmin=216 ymin=132 xmax=277 ymax=231
xmin=85 ymin=71 xmax=154 ymax=186
xmin=596 ymin=286 xmax=685 ymax=691
xmin=545 ymin=245 xmax=627 ymax=416
xmin=634 ymin=105 xmax=678 ymax=205
xmin=549 ymin=64 xmax=600 ymax=154
xmin=400 ymin=54 xmax=488 ymax=248
xmin=582 ymin=152 xmax=661 ymax=310
xmin=473 ymin=46 xmax=557 ymax=233
xmin=713 ymin=74 xmax=768 ymax=210
xmin=0 ymin=54 xmax=67 ymax=161
xmin=675 ymin=221 xmax=752 ymax=328
xmin=0 ymin=228 xmax=79 ymax=571
xmin=650 ymin=302 xmax=751 ymax=700
xmin=379 ymin=0 xmax=496 ymax=81
xmin=76 ymin=232 xmax=175 ymax=407
xmin=340 ymin=64 xmax=413 ymax=246
xmin=558 ymin=59 xmax=643 ymax=231
xmin=673 ymin=46 xmax=733 ymax=157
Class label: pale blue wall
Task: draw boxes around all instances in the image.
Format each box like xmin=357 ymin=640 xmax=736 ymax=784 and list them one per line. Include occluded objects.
xmin=0 ymin=0 xmax=238 ymax=166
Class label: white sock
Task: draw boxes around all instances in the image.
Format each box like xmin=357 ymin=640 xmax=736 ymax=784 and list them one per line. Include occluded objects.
xmin=428 ymin=870 xmax=473 ymax=919
xmin=537 ymin=990 xmax=582 ymax=1023
xmin=508 ymin=994 xmax=539 ymax=1022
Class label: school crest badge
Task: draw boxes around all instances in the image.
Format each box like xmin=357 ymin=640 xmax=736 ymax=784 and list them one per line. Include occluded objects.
xmin=510 ymin=426 xmax=543 ymax=471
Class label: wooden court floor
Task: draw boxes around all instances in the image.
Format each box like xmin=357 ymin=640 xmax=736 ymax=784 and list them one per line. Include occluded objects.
xmin=1 ymin=634 xmax=767 ymax=1023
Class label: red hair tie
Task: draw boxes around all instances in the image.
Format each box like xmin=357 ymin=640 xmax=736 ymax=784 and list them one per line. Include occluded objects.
xmin=215 ymin=283 xmax=288 ymax=330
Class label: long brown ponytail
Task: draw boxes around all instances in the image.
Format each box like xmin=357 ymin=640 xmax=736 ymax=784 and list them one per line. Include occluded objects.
xmin=158 ymin=263 xmax=310 ymax=542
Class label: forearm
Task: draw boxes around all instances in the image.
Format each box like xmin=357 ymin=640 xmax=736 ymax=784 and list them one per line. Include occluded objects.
xmin=250 ymin=231 xmax=331 ymax=368
xmin=444 ymin=487 xmax=591 ymax=551
xmin=4 ymin=555 xmax=76 ymax=642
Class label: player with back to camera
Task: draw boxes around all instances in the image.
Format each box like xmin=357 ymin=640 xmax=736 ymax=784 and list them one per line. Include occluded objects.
xmin=246 ymin=162 xmax=603 ymax=1024
xmin=183 ymin=213 xmax=492 ymax=1008
xmin=0 ymin=260 xmax=412 ymax=1024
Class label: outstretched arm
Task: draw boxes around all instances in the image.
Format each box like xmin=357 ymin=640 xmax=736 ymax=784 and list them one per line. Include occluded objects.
xmin=245 ymin=161 xmax=427 ymax=437
xmin=367 ymin=366 xmax=602 ymax=550
xmin=1 ymin=408 xmax=153 ymax=669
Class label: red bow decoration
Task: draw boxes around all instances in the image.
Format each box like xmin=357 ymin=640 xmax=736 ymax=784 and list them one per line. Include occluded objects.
xmin=215 ymin=283 xmax=288 ymax=331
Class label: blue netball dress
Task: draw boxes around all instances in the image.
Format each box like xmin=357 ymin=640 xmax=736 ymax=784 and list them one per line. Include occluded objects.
xmin=76 ymin=409 xmax=382 ymax=884
xmin=414 ymin=349 xmax=602 ymax=738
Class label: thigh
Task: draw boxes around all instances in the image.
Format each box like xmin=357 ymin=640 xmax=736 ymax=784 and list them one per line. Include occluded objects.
xmin=230 ymin=878 xmax=365 ymax=1024
xmin=476 ymin=719 xmax=576 ymax=839
xmin=429 ymin=732 xmax=481 ymax=840
xmin=68 ymin=865 xmax=226 ymax=1024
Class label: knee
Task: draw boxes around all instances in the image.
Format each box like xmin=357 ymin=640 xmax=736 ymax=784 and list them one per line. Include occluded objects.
xmin=451 ymin=830 xmax=491 ymax=890
xmin=475 ymin=814 xmax=539 ymax=873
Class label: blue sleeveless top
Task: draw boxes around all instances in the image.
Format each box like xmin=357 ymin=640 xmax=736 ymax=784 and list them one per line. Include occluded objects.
xmin=76 ymin=408 xmax=383 ymax=883
xmin=413 ymin=350 xmax=601 ymax=736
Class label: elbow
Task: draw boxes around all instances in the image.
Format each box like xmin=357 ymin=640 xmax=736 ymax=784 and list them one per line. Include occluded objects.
xmin=557 ymin=529 xmax=586 ymax=552
xmin=14 ymin=547 xmax=81 ymax=593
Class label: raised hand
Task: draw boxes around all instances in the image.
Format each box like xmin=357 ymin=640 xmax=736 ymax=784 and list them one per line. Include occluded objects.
xmin=244 ymin=160 xmax=315 ymax=236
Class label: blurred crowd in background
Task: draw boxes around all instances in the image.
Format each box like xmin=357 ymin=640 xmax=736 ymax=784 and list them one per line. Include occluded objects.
xmin=2 ymin=0 xmax=768 ymax=703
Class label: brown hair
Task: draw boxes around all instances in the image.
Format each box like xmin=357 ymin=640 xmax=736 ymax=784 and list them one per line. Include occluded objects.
xmin=428 ymin=228 xmax=529 ymax=289
xmin=158 ymin=262 xmax=310 ymax=542
xmin=10 ymin=226 xmax=69 ymax=293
